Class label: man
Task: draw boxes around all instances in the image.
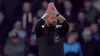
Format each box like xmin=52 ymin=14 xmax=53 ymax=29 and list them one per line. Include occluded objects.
xmin=18 ymin=2 xmax=33 ymax=39
xmin=63 ymin=0 xmax=77 ymax=21
xmin=81 ymin=28 xmax=99 ymax=56
xmin=18 ymin=2 xmax=33 ymax=31
xmin=4 ymin=34 xmax=25 ymax=56
xmin=9 ymin=21 xmax=26 ymax=40
xmin=35 ymin=3 xmax=69 ymax=56
xmin=90 ymin=23 xmax=100 ymax=41
xmin=37 ymin=1 xmax=49 ymax=18
xmin=64 ymin=32 xmax=82 ymax=56
xmin=75 ymin=11 xmax=90 ymax=38
xmin=8 ymin=21 xmax=28 ymax=55
xmin=84 ymin=0 xmax=99 ymax=23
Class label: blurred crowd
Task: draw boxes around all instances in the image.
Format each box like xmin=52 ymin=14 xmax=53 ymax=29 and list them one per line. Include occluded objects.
xmin=0 ymin=0 xmax=100 ymax=56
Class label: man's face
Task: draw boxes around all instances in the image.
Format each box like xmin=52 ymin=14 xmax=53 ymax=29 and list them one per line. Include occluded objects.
xmin=78 ymin=12 xmax=85 ymax=21
xmin=23 ymin=2 xmax=31 ymax=12
xmin=64 ymin=1 xmax=72 ymax=9
xmin=83 ymin=35 xmax=92 ymax=42
xmin=82 ymin=28 xmax=92 ymax=42
xmin=84 ymin=1 xmax=92 ymax=9
xmin=67 ymin=33 xmax=78 ymax=44
xmin=15 ymin=21 xmax=21 ymax=30
xmin=12 ymin=38 xmax=19 ymax=44
xmin=42 ymin=1 xmax=48 ymax=9
xmin=47 ymin=14 xmax=57 ymax=27
xmin=90 ymin=24 xmax=98 ymax=33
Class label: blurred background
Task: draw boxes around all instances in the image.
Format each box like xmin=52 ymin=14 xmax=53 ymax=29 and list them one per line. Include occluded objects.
xmin=0 ymin=0 xmax=100 ymax=56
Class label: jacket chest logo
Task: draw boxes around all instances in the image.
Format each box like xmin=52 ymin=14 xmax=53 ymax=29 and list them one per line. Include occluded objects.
xmin=54 ymin=35 xmax=60 ymax=43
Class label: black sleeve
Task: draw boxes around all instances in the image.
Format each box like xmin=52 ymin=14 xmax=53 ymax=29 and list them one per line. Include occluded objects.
xmin=59 ymin=21 xmax=69 ymax=37
xmin=34 ymin=19 xmax=45 ymax=38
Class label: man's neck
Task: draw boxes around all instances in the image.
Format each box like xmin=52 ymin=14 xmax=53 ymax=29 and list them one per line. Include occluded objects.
xmin=66 ymin=8 xmax=71 ymax=12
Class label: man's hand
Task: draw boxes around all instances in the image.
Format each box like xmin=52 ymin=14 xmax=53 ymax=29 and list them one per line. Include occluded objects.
xmin=46 ymin=3 xmax=58 ymax=15
xmin=42 ymin=3 xmax=53 ymax=19
xmin=47 ymin=3 xmax=53 ymax=14
xmin=42 ymin=3 xmax=54 ymax=20
xmin=51 ymin=3 xmax=59 ymax=15
xmin=42 ymin=3 xmax=60 ymax=20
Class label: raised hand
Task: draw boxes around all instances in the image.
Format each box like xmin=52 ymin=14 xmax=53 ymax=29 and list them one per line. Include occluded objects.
xmin=47 ymin=3 xmax=53 ymax=14
xmin=46 ymin=3 xmax=58 ymax=15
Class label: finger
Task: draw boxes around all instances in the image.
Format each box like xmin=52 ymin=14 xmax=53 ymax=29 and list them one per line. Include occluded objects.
xmin=47 ymin=3 xmax=53 ymax=12
xmin=47 ymin=3 xmax=57 ymax=16
xmin=47 ymin=3 xmax=51 ymax=12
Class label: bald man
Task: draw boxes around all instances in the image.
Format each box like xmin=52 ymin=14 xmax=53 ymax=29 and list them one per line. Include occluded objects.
xmin=35 ymin=3 xmax=69 ymax=56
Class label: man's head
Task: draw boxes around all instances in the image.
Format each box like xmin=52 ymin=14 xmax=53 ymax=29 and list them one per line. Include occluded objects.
xmin=78 ymin=11 xmax=85 ymax=21
xmin=45 ymin=3 xmax=57 ymax=27
xmin=64 ymin=0 xmax=72 ymax=9
xmin=68 ymin=22 xmax=75 ymax=33
xmin=42 ymin=1 xmax=49 ymax=10
xmin=82 ymin=27 xmax=92 ymax=42
xmin=84 ymin=0 xmax=92 ymax=10
xmin=67 ymin=32 xmax=78 ymax=44
xmin=90 ymin=23 xmax=98 ymax=33
xmin=23 ymin=2 xmax=31 ymax=12
xmin=14 ymin=21 xmax=22 ymax=30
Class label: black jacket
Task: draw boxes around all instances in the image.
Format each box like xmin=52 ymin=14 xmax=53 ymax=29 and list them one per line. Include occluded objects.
xmin=35 ymin=19 xmax=69 ymax=56
xmin=65 ymin=52 xmax=79 ymax=56
xmin=81 ymin=39 xmax=100 ymax=56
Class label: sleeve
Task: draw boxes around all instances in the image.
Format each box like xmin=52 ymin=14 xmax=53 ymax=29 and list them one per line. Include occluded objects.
xmin=34 ymin=13 xmax=47 ymax=38
xmin=59 ymin=21 xmax=69 ymax=37
xmin=57 ymin=15 xmax=69 ymax=37
xmin=34 ymin=19 xmax=45 ymax=38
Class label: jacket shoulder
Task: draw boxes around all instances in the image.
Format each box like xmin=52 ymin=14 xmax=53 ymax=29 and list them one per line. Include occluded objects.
xmin=41 ymin=25 xmax=62 ymax=28
xmin=56 ymin=25 xmax=62 ymax=28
